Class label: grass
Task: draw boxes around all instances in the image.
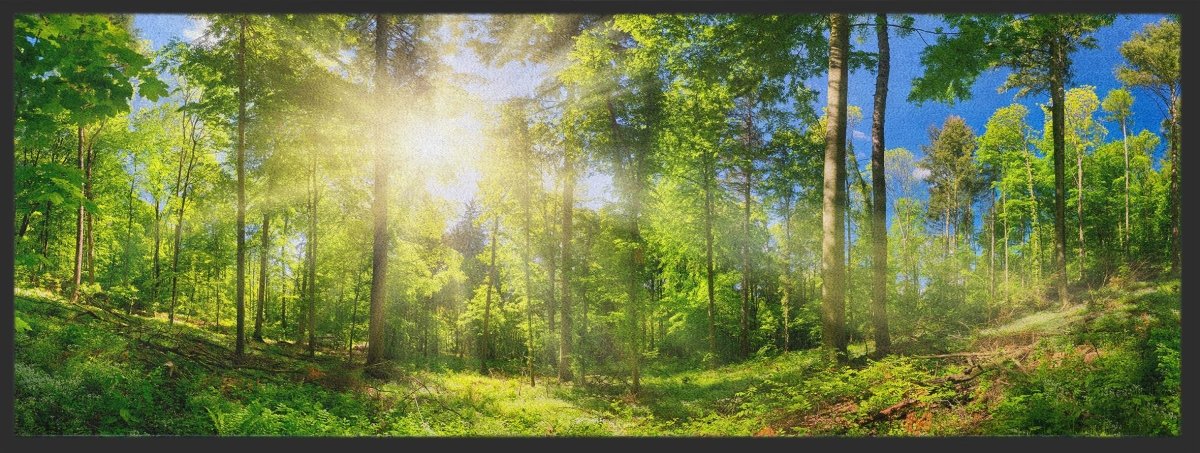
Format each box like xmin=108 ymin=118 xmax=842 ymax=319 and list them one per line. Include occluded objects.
xmin=13 ymin=280 xmax=1180 ymax=436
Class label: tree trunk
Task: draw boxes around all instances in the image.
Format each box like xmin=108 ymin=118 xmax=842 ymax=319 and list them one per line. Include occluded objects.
xmin=71 ymin=125 xmax=84 ymax=304
xmin=559 ymin=161 xmax=575 ymax=382
xmin=280 ymin=212 xmax=289 ymax=333
xmin=480 ymin=214 xmax=499 ymax=374
xmin=366 ymin=13 xmax=391 ymax=370
xmin=1025 ymin=131 xmax=1041 ymax=282
xmin=740 ymin=141 xmax=752 ymax=359
xmin=821 ymin=13 xmax=850 ymax=361
xmin=151 ymin=199 xmax=162 ymax=309
xmin=1050 ymin=37 xmax=1069 ymax=307
xmin=348 ymin=277 xmax=362 ymax=363
xmin=254 ymin=213 xmax=270 ymax=341
xmin=1121 ymin=117 xmax=1130 ymax=257
xmin=235 ymin=16 xmax=248 ymax=357
xmin=1076 ymin=132 xmax=1085 ymax=281
xmin=781 ymin=194 xmax=792 ymax=352
xmin=869 ymin=13 xmax=891 ymax=357
xmin=1003 ymin=192 xmax=1010 ymax=304
xmin=523 ymin=165 xmax=536 ymax=387
xmin=169 ymin=130 xmax=199 ymax=326
xmin=307 ymin=161 xmax=319 ymax=357
xmin=703 ymin=166 xmax=717 ymax=359
xmin=84 ymin=139 xmax=95 ymax=285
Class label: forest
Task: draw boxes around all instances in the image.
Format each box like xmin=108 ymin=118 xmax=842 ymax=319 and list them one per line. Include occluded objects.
xmin=12 ymin=12 xmax=1181 ymax=436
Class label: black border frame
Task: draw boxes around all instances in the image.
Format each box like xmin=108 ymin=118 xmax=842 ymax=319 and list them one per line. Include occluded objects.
xmin=1 ymin=0 xmax=1191 ymax=451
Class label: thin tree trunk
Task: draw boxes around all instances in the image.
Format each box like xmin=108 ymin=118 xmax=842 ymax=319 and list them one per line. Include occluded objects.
xmin=781 ymin=194 xmax=792 ymax=352
xmin=234 ymin=16 xmax=248 ymax=357
xmin=1121 ymin=118 xmax=1130 ymax=257
xmin=280 ymin=212 xmax=289 ymax=334
xmin=523 ymin=163 xmax=536 ymax=387
xmin=480 ymin=214 xmax=499 ymax=374
xmin=84 ymin=139 xmax=95 ymax=285
xmin=71 ymin=125 xmax=84 ymax=304
xmin=1076 ymin=134 xmax=1085 ymax=281
xmin=869 ymin=13 xmax=891 ymax=357
xmin=821 ymin=13 xmax=850 ymax=361
xmin=348 ymin=275 xmax=362 ymax=363
xmin=559 ymin=161 xmax=575 ymax=382
xmin=169 ymin=130 xmax=199 ymax=326
xmin=740 ymin=143 xmax=752 ymax=359
xmin=1003 ymin=192 xmax=1010 ymax=304
xmin=254 ymin=213 xmax=270 ymax=341
xmin=307 ymin=161 xmax=318 ymax=357
xmin=703 ymin=166 xmax=717 ymax=359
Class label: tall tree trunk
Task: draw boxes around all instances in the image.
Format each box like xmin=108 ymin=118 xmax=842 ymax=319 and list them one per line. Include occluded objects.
xmin=1167 ymin=94 xmax=1180 ymax=274
xmin=307 ymin=161 xmax=319 ymax=357
xmin=480 ymin=214 xmax=499 ymax=374
xmin=254 ymin=213 xmax=270 ymax=341
xmin=280 ymin=212 xmax=290 ymax=333
xmin=523 ymin=168 xmax=536 ymax=387
xmin=169 ymin=132 xmax=199 ymax=326
xmin=1003 ymin=193 xmax=1010 ymax=304
xmin=821 ymin=13 xmax=850 ymax=361
xmin=84 ymin=140 xmax=95 ymax=285
xmin=1025 ymin=132 xmax=1041 ymax=282
xmin=869 ymin=13 xmax=891 ymax=357
xmin=348 ymin=276 xmax=362 ymax=363
xmin=740 ymin=151 xmax=752 ymax=359
xmin=1050 ymin=37 xmax=1069 ymax=307
xmin=235 ymin=16 xmax=248 ymax=357
xmin=71 ymin=125 xmax=84 ymax=304
xmin=1121 ymin=117 xmax=1130 ymax=257
xmin=781 ymin=194 xmax=792 ymax=352
xmin=703 ymin=165 xmax=717 ymax=359
xmin=1076 ymin=136 xmax=1085 ymax=280
xmin=559 ymin=161 xmax=575 ymax=382
xmin=152 ymin=199 xmax=162 ymax=309
xmin=366 ymin=13 xmax=391 ymax=371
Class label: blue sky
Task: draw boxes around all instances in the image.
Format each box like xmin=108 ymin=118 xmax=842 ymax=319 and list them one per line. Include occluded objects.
xmin=130 ymin=13 xmax=1170 ymax=221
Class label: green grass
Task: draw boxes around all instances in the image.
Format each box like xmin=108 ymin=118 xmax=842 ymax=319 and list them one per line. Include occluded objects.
xmin=14 ymin=280 xmax=1180 ymax=436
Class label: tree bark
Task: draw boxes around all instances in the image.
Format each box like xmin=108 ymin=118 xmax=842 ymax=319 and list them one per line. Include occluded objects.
xmin=254 ymin=213 xmax=270 ymax=341
xmin=307 ymin=160 xmax=319 ymax=357
xmin=1050 ymin=36 xmax=1069 ymax=307
xmin=821 ymin=13 xmax=850 ymax=361
xmin=480 ymin=214 xmax=499 ymax=374
xmin=71 ymin=125 xmax=84 ymax=304
xmin=869 ymin=13 xmax=891 ymax=357
xmin=559 ymin=160 xmax=575 ymax=382
xmin=169 ymin=131 xmax=199 ymax=326
xmin=366 ymin=13 xmax=391 ymax=370
xmin=704 ymin=163 xmax=717 ymax=359
xmin=235 ymin=16 xmax=248 ymax=357
xmin=1120 ymin=117 xmax=1130 ymax=257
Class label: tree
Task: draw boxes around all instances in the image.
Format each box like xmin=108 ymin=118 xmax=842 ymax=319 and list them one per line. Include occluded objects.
xmin=13 ymin=15 xmax=166 ymax=304
xmin=911 ymin=14 xmax=1115 ymax=305
xmin=821 ymin=13 xmax=850 ymax=360
xmin=868 ymin=13 xmax=891 ymax=357
xmin=365 ymin=13 xmax=393 ymax=372
xmin=1101 ymin=88 xmax=1134 ymax=255
xmin=1116 ymin=18 xmax=1180 ymax=274
xmin=922 ymin=116 xmax=981 ymax=254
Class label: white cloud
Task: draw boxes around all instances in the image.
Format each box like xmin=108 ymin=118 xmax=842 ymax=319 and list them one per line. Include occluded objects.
xmin=852 ymin=130 xmax=867 ymax=141
xmin=182 ymin=17 xmax=209 ymax=43
xmin=913 ymin=167 xmax=931 ymax=180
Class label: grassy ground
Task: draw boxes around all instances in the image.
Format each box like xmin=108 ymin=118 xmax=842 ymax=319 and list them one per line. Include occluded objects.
xmin=13 ymin=280 xmax=1180 ymax=436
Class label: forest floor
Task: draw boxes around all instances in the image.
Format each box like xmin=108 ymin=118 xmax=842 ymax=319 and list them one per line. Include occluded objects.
xmin=13 ymin=279 xmax=1180 ymax=436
